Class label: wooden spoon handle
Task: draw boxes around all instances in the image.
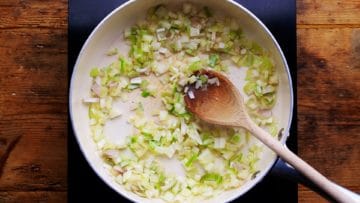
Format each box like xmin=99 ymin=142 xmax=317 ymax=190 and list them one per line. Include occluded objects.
xmin=247 ymin=122 xmax=359 ymax=203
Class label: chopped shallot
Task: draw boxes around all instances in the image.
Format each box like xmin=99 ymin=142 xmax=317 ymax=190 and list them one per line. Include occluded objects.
xmin=83 ymin=97 xmax=99 ymax=103
xmin=188 ymin=90 xmax=195 ymax=99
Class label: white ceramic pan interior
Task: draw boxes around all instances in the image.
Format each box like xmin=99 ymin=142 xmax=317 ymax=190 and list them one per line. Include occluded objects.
xmin=69 ymin=0 xmax=293 ymax=202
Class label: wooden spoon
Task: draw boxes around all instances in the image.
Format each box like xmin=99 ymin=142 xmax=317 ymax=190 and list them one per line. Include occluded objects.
xmin=184 ymin=69 xmax=359 ymax=203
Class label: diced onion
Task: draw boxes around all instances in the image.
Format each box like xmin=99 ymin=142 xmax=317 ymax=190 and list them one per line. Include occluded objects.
xmin=83 ymin=97 xmax=99 ymax=103
xmin=130 ymin=77 xmax=142 ymax=84
xmin=85 ymin=3 xmax=278 ymax=202
xmin=188 ymin=90 xmax=195 ymax=99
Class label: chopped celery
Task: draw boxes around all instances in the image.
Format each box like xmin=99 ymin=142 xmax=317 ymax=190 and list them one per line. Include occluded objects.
xmin=208 ymin=54 xmax=219 ymax=68
xmin=141 ymin=90 xmax=151 ymax=97
xmin=188 ymin=61 xmax=202 ymax=72
xmin=90 ymin=67 xmax=100 ymax=77
xmin=200 ymin=173 xmax=223 ymax=184
xmin=106 ymin=48 xmax=118 ymax=56
xmin=185 ymin=153 xmax=198 ymax=167
xmin=85 ymin=3 xmax=279 ymax=202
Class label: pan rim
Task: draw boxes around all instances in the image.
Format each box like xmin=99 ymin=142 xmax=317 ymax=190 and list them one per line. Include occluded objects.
xmin=69 ymin=0 xmax=294 ymax=202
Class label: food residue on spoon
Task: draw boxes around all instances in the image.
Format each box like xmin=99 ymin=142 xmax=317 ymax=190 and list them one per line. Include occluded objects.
xmin=186 ymin=71 xmax=221 ymax=99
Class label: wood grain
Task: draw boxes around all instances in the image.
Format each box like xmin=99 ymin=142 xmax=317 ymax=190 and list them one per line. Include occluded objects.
xmin=297 ymin=0 xmax=360 ymax=201
xmin=0 ymin=0 xmax=358 ymax=202
xmin=0 ymin=0 xmax=67 ymax=202
xmin=0 ymin=191 xmax=66 ymax=203
xmin=298 ymin=0 xmax=360 ymax=25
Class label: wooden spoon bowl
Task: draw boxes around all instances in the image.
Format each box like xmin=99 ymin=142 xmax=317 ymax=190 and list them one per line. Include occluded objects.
xmin=185 ymin=70 xmax=250 ymax=128
xmin=184 ymin=69 xmax=359 ymax=203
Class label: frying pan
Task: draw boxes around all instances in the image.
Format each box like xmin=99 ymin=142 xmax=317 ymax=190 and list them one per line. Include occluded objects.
xmin=69 ymin=0 xmax=357 ymax=202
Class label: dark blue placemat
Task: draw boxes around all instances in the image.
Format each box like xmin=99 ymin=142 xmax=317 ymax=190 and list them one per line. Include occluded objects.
xmin=68 ymin=1 xmax=297 ymax=202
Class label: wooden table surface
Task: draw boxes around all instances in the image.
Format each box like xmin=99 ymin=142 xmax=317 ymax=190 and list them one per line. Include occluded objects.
xmin=0 ymin=0 xmax=358 ymax=202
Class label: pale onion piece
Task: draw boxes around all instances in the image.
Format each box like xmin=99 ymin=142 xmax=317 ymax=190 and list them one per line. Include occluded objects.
xmin=104 ymin=149 xmax=121 ymax=160
xmin=258 ymin=109 xmax=272 ymax=118
xmin=158 ymin=47 xmax=170 ymax=56
xmin=188 ymin=90 xmax=195 ymax=99
xmin=173 ymin=19 xmax=182 ymax=27
xmin=108 ymin=81 xmax=118 ymax=88
xmin=213 ymin=137 xmax=226 ymax=149
xmin=183 ymin=86 xmax=189 ymax=93
xmin=135 ymin=67 xmax=148 ymax=73
xmin=174 ymin=40 xmax=182 ymax=50
xmin=198 ymin=148 xmax=212 ymax=163
xmin=97 ymin=139 xmax=106 ymax=149
xmin=262 ymin=117 xmax=273 ymax=125
xmin=91 ymin=83 xmax=101 ymax=96
xmin=178 ymin=77 xmax=188 ymax=87
xmin=113 ymin=165 xmax=125 ymax=174
xmin=174 ymin=102 xmax=186 ymax=114
xmin=188 ymin=56 xmax=200 ymax=63
xmin=188 ymin=75 xmax=197 ymax=83
xmin=151 ymin=41 xmax=161 ymax=50
xmin=161 ymin=178 xmax=176 ymax=191
xmin=163 ymin=192 xmax=175 ymax=202
xmin=141 ymin=43 xmax=150 ymax=53
xmin=142 ymin=34 xmax=153 ymax=42
xmin=208 ymin=77 xmax=219 ymax=85
xmin=240 ymin=48 xmax=247 ymax=55
xmin=252 ymin=69 xmax=260 ymax=78
xmin=166 ymin=116 xmax=179 ymax=128
xmin=130 ymin=77 xmax=142 ymax=84
xmin=156 ymin=28 xmax=167 ymax=41
xmin=159 ymin=110 xmax=168 ymax=121
xmin=195 ymin=80 xmax=202 ymax=89
xmin=118 ymin=77 xmax=129 ymax=88
xmin=95 ymin=76 xmax=101 ymax=85
xmin=82 ymin=97 xmax=100 ymax=103
xmin=153 ymin=61 xmax=169 ymax=75
xmin=109 ymin=107 xmax=122 ymax=119
xmin=100 ymin=98 xmax=106 ymax=108
xmin=263 ymin=85 xmax=275 ymax=94
xmin=146 ymin=189 xmax=159 ymax=198
xmin=187 ymin=40 xmax=199 ymax=49
xmin=211 ymin=32 xmax=216 ymax=41
xmin=89 ymin=118 xmax=97 ymax=125
xmin=122 ymin=170 xmax=132 ymax=183
xmin=218 ymin=42 xmax=225 ymax=49
xmin=156 ymin=27 xmax=166 ymax=33
xmin=160 ymin=21 xmax=172 ymax=30
xmin=180 ymin=119 xmax=187 ymax=135
xmin=269 ymin=74 xmax=279 ymax=85
xmin=187 ymin=125 xmax=202 ymax=144
xmin=190 ymin=27 xmax=200 ymax=37
xmin=157 ymin=145 xmax=176 ymax=158
xmin=247 ymin=101 xmax=258 ymax=110
xmin=256 ymin=79 xmax=266 ymax=86
xmin=179 ymin=34 xmax=190 ymax=43
xmin=103 ymin=163 xmax=112 ymax=170
xmin=207 ymin=77 xmax=219 ymax=86
xmin=230 ymin=161 xmax=243 ymax=171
